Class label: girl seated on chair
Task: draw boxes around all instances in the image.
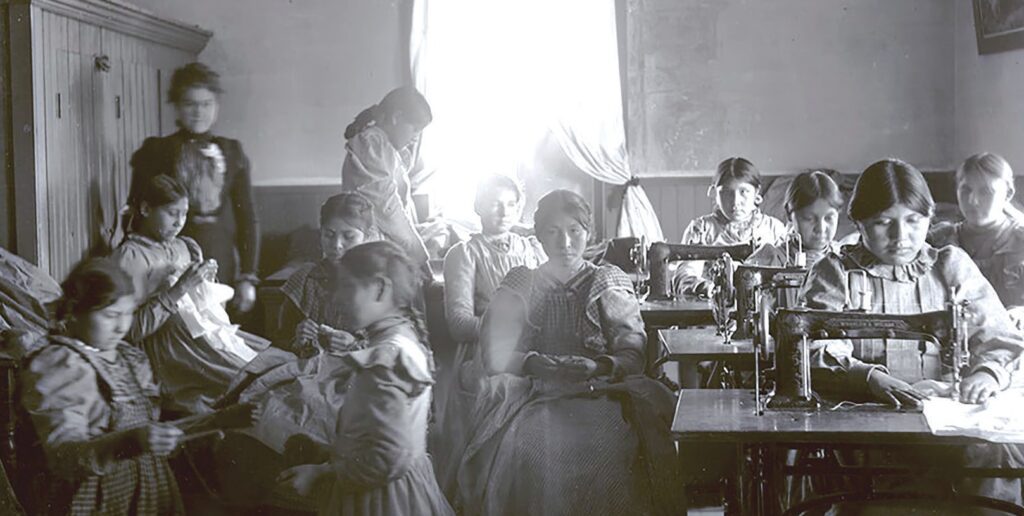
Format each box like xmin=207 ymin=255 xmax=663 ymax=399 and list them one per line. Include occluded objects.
xmin=929 ymin=152 xmax=1024 ymax=330
xmin=801 ymin=158 xmax=1024 ymax=513
xmin=273 ymin=192 xmax=376 ymax=355
xmin=453 ymin=190 xmax=680 ymax=516
xmin=434 ymin=174 xmax=544 ymax=491
xmin=217 ymin=193 xmax=376 ymax=469
xmin=748 ymin=170 xmax=844 ymax=268
xmin=675 ymin=157 xmax=788 ymax=296
xmin=21 ymin=258 xmax=185 ymax=515
xmin=113 ymin=174 xmax=259 ymax=416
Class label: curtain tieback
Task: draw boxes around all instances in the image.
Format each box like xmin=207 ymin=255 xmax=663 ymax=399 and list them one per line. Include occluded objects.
xmin=625 ymin=176 xmax=641 ymax=187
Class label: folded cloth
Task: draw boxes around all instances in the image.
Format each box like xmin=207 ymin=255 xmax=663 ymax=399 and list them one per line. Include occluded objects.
xmin=923 ymin=387 xmax=1024 ymax=443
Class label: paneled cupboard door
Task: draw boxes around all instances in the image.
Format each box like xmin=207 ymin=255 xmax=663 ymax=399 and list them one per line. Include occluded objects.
xmin=38 ymin=11 xmax=104 ymax=280
xmin=7 ymin=0 xmax=210 ymax=280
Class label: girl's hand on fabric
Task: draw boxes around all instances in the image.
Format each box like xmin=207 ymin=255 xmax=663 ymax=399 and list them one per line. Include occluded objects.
xmin=867 ymin=371 xmax=928 ymax=407
xmin=173 ymin=260 xmax=216 ymax=295
xmin=231 ymin=280 xmax=256 ymax=313
xmin=558 ymin=356 xmax=600 ymax=381
xmin=296 ymin=319 xmax=319 ymax=345
xmin=524 ymin=354 xmax=561 ymax=379
xmin=960 ymin=371 xmax=999 ymax=404
xmin=277 ymin=464 xmax=328 ymax=498
xmin=132 ymin=423 xmax=184 ymax=456
xmin=320 ymin=326 xmax=356 ymax=353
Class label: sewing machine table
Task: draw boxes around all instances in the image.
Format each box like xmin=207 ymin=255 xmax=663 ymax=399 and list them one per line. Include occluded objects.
xmin=673 ymin=389 xmax=1024 ymax=515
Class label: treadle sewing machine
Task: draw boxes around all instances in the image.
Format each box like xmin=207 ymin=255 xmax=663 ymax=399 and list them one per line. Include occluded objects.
xmin=669 ymin=292 xmax=1017 ymax=516
xmin=729 ymin=264 xmax=807 ymax=394
xmin=766 ymin=299 xmax=972 ymax=410
xmin=646 ymin=241 xmax=754 ymax=301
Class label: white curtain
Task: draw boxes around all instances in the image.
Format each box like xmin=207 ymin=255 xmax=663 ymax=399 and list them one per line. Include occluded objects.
xmin=410 ymin=0 xmax=663 ymax=241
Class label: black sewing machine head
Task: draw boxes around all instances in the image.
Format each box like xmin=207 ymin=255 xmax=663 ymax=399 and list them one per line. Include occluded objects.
xmin=647 ymin=241 xmax=754 ymax=300
xmin=598 ymin=236 xmax=648 ymax=294
xmin=733 ymin=265 xmax=806 ymax=342
xmin=767 ymin=304 xmax=969 ymax=411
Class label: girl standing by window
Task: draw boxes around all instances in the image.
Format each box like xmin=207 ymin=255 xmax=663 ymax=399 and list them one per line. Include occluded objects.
xmin=341 ymin=87 xmax=433 ymax=273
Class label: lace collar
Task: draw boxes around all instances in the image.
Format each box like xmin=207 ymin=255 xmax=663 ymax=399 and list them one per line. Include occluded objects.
xmin=841 ymin=243 xmax=938 ymax=283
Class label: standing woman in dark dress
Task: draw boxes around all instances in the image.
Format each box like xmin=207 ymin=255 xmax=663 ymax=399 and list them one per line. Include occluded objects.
xmin=129 ymin=62 xmax=260 ymax=313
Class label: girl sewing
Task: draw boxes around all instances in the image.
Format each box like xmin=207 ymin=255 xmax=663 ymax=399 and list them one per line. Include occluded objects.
xmin=277 ymin=241 xmax=452 ymax=515
xmin=113 ymin=174 xmax=254 ymax=416
xmin=748 ymin=170 xmax=844 ymax=268
xmin=675 ymin=157 xmax=788 ymax=296
xmin=929 ymin=152 xmax=1024 ymax=329
xmin=21 ymin=258 xmax=184 ymax=515
xmin=454 ymin=190 xmax=679 ymax=515
xmin=275 ymin=192 xmax=376 ymax=355
xmin=341 ymin=87 xmax=433 ymax=274
xmin=210 ymin=193 xmax=378 ymax=491
xmin=801 ymin=158 xmax=1024 ymax=512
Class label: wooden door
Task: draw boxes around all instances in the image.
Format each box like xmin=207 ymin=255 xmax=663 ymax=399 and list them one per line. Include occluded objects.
xmin=38 ymin=11 xmax=105 ymax=281
xmin=98 ymin=29 xmax=165 ymax=251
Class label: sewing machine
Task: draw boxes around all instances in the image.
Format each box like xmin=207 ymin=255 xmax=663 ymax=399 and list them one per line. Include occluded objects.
xmin=731 ymin=265 xmax=808 ymax=404
xmin=647 ymin=242 xmax=754 ymax=301
xmin=767 ymin=300 xmax=970 ymax=411
xmin=707 ymin=253 xmax=737 ymax=344
xmin=734 ymin=264 xmax=806 ymax=342
xmin=598 ymin=236 xmax=648 ymax=291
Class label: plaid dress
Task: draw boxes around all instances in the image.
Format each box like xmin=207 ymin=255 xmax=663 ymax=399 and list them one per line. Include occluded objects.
xmin=21 ymin=337 xmax=182 ymax=515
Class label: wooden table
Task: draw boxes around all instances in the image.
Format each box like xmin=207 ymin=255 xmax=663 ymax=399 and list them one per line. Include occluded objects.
xmin=639 ymin=297 xmax=713 ymax=374
xmin=658 ymin=328 xmax=756 ymax=389
xmin=673 ymin=390 xmax=1024 ymax=515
